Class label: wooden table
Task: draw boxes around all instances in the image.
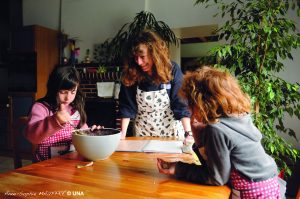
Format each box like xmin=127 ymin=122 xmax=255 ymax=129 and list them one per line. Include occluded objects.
xmin=0 ymin=137 xmax=231 ymax=198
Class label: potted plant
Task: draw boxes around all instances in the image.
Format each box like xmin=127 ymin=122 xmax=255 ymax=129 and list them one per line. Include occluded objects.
xmin=93 ymin=11 xmax=179 ymax=66
xmin=194 ymin=0 xmax=300 ymax=176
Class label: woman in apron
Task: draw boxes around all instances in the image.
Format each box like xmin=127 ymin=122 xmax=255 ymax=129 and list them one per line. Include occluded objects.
xmin=119 ymin=30 xmax=192 ymax=140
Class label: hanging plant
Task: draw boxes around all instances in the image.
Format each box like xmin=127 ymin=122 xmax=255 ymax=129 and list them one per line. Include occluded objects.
xmin=94 ymin=11 xmax=179 ymax=66
xmin=194 ymin=0 xmax=300 ymax=177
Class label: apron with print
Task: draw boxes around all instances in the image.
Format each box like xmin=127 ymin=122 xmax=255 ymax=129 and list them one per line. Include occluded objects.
xmin=135 ymin=87 xmax=184 ymax=138
xmin=35 ymin=110 xmax=80 ymax=161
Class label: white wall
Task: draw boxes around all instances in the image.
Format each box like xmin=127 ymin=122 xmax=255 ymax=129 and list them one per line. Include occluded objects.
xmin=277 ymin=8 xmax=300 ymax=150
xmin=22 ymin=0 xmax=300 ymax=149
xmin=23 ymin=0 xmax=145 ymax=61
xmin=146 ymin=0 xmax=220 ymax=28
xmin=278 ymin=48 xmax=300 ymax=150
xmin=23 ymin=0 xmax=60 ymax=30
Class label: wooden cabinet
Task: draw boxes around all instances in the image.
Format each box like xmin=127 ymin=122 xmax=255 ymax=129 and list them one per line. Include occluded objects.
xmin=10 ymin=25 xmax=59 ymax=99
xmin=0 ymin=25 xmax=59 ymax=151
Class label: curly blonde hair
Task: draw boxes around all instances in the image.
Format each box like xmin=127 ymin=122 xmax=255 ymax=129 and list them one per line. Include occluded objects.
xmin=122 ymin=30 xmax=172 ymax=86
xmin=179 ymin=66 xmax=251 ymax=124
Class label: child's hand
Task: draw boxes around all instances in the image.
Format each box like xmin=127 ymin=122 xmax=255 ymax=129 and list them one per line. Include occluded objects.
xmin=90 ymin=125 xmax=104 ymax=131
xmin=191 ymin=119 xmax=206 ymax=147
xmin=56 ymin=103 xmax=71 ymax=125
xmin=157 ymin=158 xmax=176 ymax=175
xmin=191 ymin=119 xmax=205 ymax=133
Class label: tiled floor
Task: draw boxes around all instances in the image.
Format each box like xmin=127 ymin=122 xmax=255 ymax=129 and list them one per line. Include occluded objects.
xmin=0 ymin=156 xmax=32 ymax=173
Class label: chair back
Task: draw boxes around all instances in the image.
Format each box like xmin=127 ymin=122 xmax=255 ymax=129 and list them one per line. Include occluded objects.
xmin=12 ymin=116 xmax=35 ymax=169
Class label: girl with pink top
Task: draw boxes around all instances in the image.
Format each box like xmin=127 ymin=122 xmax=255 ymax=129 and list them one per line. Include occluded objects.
xmin=25 ymin=66 xmax=101 ymax=161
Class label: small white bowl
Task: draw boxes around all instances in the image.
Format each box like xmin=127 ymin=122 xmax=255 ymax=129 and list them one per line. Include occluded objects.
xmin=72 ymin=128 xmax=121 ymax=161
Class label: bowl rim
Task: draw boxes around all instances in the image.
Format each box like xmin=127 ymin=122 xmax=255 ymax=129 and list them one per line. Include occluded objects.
xmin=72 ymin=128 xmax=121 ymax=136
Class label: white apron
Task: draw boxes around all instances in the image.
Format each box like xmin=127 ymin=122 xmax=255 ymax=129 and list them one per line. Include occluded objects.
xmin=135 ymin=87 xmax=184 ymax=138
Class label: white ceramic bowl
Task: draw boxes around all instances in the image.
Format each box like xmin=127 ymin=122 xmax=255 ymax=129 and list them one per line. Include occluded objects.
xmin=72 ymin=128 xmax=121 ymax=161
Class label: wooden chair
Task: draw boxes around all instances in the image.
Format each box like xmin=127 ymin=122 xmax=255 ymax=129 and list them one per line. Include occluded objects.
xmin=8 ymin=92 xmax=36 ymax=169
xmin=12 ymin=116 xmax=35 ymax=169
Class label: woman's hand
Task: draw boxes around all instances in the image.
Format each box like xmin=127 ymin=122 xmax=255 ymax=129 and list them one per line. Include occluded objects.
xmin=157 ymin=158 xmax=177 ymax=175
xmin=120 ymin=131 xmax=126 ymax=140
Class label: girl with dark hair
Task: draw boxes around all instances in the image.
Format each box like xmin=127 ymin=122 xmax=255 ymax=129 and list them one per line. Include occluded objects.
xmin=25 ymin=66 xmax=101 ymax=161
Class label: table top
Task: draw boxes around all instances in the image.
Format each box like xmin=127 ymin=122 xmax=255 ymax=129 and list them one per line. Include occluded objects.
xmin=0 ymin=137 xmax=231 ymax=199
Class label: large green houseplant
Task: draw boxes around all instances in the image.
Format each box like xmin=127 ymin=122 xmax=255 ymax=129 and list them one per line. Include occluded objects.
xmin=93 ymin=11 xmax=178 ymax=66
xmin=194 ymin=0 xmax=300 ymax=176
